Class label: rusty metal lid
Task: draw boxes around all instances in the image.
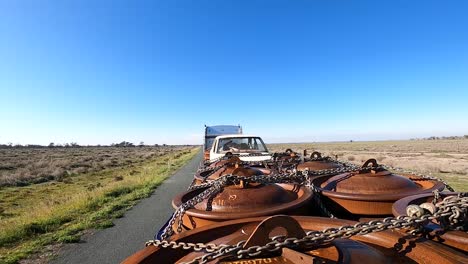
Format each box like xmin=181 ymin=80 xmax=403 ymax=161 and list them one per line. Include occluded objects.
xmin=193 ymin=184 xmax=298 ymax=212
xmin=297 ymin=152 xmax=342 ymax=171
xmin=206 ymin=164 xmax=264 ymax=181
xmin=172 ymin=183 xmax=312 ymax=220
xmin=322 ymin=159 xmax=421 ymax=194
xmin=318 ymin=159 xmax=445 ymax=201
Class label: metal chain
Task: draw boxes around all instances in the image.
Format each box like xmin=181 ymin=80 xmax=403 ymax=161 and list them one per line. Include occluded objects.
xmin=432 ymin=189 xmax=440 ymax=205
xmin=159 ymin=172 xmax=307 ymax=240
xmin=186 ymin=178 xmax=197 ymax=191
xmin=198 ymin=165 xmax=229 ymax=185
xmin=302 ymin=171 xmax=336 ymax=219
xmin=196 ymin=164 xmax=226 ymax=174
xmin=178 ymin=195 xmax=468 ymax=264
xmin=145 ymin=239 xmax=229 ymax=252
xmin=304 ymin=165 xmax=358 ymax=176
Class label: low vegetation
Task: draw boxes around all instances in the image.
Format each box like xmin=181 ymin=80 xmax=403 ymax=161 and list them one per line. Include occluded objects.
xmin=0 ymin=146 xmax=189 ymax=187
xmin=0 ymin=146 xmax=199 ymax=264
xmin=269 ymin=139 xmax=468 ymax=191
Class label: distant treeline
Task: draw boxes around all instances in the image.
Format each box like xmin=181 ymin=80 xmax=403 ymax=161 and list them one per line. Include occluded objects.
xmin=410 ymin=135 xmax=468 ymax=141
xmin=0 ymin=141 xmax=195 ymax=149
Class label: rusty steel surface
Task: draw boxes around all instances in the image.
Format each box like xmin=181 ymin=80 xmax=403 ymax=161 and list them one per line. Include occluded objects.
xmin=123 ymin=215 xmax=468 ymax=264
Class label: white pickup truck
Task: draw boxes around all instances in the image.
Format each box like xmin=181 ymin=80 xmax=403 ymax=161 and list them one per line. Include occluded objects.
xmin=208 ymin=134 xmax=272 ymax=162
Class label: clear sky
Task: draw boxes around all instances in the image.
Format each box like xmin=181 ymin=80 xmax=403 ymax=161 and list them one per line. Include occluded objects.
xmin=1 ymin=0 xmax=467 ymax=145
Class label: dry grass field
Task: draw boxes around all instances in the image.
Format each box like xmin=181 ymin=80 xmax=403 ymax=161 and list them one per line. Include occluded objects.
xmin=0 ymin=146 xmax=198 ymax=264
xmin=268 ymin=139 xmax=468 ymax=191
xmin=0 ymin=146 xmax=187 ymax=187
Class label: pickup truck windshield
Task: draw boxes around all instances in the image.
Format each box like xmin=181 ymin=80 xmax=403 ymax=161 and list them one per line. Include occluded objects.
xmin=217 ymin=137 xmax=268 ymax=153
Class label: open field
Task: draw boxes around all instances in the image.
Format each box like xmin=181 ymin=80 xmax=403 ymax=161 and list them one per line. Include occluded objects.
xmin=268 ymin=139 xmax=468 ymax=191
xmin=0 ymin=146 xmax=199 ymax=264
xmin=0 ymin=146 xmax=191 ymax=187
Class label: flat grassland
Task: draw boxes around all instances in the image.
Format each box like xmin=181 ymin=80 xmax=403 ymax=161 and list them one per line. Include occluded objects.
xmin=0 ymin=146 xmax=198 ymax=264
xmin=268 ymin=139 xmax=468 ymax=191
xmin=0 ymin=146 xmax=188 ymax=187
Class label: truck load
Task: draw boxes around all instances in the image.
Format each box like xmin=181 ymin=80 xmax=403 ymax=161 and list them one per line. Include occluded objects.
xmin=122 ymin=127 xmax=467 ymax=264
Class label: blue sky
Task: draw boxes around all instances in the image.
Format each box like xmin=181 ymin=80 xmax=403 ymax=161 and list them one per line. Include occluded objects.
xmin=1 ymin=0 xmax=467 ymax=145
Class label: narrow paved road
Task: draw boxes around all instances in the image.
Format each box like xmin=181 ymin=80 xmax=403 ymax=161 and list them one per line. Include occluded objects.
xmin=52 ymin=151 xmax=202 ymax=264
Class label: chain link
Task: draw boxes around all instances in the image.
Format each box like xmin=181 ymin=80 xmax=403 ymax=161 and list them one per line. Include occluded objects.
xmin=175 ymin=195 xmax=467 ymax=263
xmin=298 ymin=169 xmax=336 ymax=218
xmin=196 ymin=164 xmax=226 ymax=174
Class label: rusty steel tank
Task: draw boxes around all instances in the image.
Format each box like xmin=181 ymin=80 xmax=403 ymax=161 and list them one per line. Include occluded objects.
xmin=172 ymin=176 xmax=313 ymax=232
xmin=392 ymin=192 xmax=468 ymax=252
xmin=311 ymin=159 xmax=446 ymax=219
xmin=296 ymin=151 xmax=343 ymax=173
xmin=123 ymin=215 xmax=468 ymax=264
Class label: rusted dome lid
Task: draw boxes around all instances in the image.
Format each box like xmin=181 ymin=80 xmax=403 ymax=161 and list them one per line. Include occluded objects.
xmin=297 ymin=152 xmax=342 ymax=171
xmin=193 ymin=184 xmax=298 ymax=212
xmin=320 ymin=159 xmax=421 ymax=195
xmin=207 ymin=165 xmax=264 ymax=181
xmin=173 ymin=178 xmax=312 ymax=219
xmin=297 ymin=161 xmax=342 ymax=171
